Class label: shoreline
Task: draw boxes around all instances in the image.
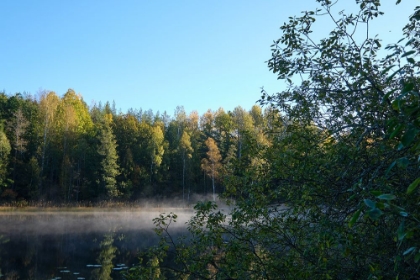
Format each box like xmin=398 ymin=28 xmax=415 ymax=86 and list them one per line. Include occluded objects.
xmin=0 ymin=205 xmax=195 ymax=213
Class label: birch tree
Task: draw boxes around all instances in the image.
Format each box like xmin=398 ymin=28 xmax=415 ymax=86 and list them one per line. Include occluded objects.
xmin=147 ymin=125 xmax=165 ymax=187
xmin=7 ymin=108 xmax=29 ymax=188
xmin=201 ymin=137 xmax=221 ymax=201
xmin=38 ymin=91 xmax=59 ymax=195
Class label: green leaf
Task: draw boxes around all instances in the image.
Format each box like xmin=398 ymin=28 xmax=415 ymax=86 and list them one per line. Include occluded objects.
xmin=367 ymin=208 xmax=383 ymax=220
xmin=401 ymin=50 xmax=416 ymax=57
xmin=405 ymin=105 xmax=420 ymax=117
xmin=377 ymin=194 xmax=396 ymax=200
xmin=401 ymin=126 xmax=418 ymax=147
xmin=385 ymin=160 xmax=397 ymax=176
xmin=401 ymin=82 xmax=414 ymax=94
xmin=364 ymin=199 xmax=376 ymax=209
xmin=386 ymin=66 xmax=405 ymax=82
xmin=407 ymin=177 xmax=420 ymax=194
xmin=396 ymin=157 xmax=409 ymax=169
xmin=403 ymin=247 xmax=416 ymax=256
xmin=381 ymin=65 xmax=394 ymax=75
xmin=389 ymin=124 xmax=404 ymax=140
xmin=348 ymin=194 xmax=357 ymax=201
xmin=406 ymin=230 xmax=414 ymax=239
xmin=391 ymin=100 xmax=400 ymax=111
xmin=398 ymin=221 xmax=405 ymax=241
xmin=348 ymin=209 xmax=361 ymax=228
xmin=415 ymin=252 xmax=420 ymax=263
xmin=406 ymin=38 xmax=415 ymax=46
xmin=376 ymin=201 xmax=387 ymax=210
xmin=399 ymin=211 xmax=408 ymax=217
xmin=370 ymin=190 xmax=382 ymax=196
xmin=381 ymin=88 xmax=397 ymax=104
xmin=407 ymin=57 xmax=415 ymax=64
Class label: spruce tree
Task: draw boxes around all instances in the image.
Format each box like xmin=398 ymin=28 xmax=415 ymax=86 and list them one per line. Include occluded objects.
xmin=97 ymin=115 xmax=120 ymax=198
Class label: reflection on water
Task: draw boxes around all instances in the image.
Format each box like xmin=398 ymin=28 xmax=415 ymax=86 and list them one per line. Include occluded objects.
xmin=0 ymin=210 xmax=191 ymax=279
xmin=90 ymin=233 xmax=116 ymax=280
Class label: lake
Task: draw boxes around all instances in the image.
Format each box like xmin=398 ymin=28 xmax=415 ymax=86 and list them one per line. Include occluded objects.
xmin=0 ymin=208 xmax=193 ymax=280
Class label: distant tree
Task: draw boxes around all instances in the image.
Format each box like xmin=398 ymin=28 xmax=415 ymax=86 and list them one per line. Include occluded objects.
xmin=179 ymin=131 xmax=193 ymax=203
xmin=7 ymin=108 xmax=29 ymax=188
xmin=249 ymin=105 xmax=265 ymax=130
xmin=232 ymin=106 xmax=254 ymax=159
xmin=5 ymin=94 xmax=41 ymax=200
xmin=214 ymin=108 xmax=234 ymax=158
xmin=201 ymin=137 xmax=222 ymax=201
xmin=187 ymin=111 xmax=199 ymax=132
xmin=0 ymin=123 xmax=11 ymax=189
xmin=8 ymin=108 xmax=29 ymax=157
xmin=112 ymin=114 xmax=141 ymax=197
xmin=200 ymin=109 xmax=215 ymax=137
xmin=147 ymin=125 xmax=165 ymax=188
xmin=160 ymin=111 xmax=171 ymax=129
xmin=38 ymin=91 xmax=60 ymax=195
xmin=174 ymin=106 xmax=187 ymax=139
xmin=97 ymin=116 xmax=120 ymax=198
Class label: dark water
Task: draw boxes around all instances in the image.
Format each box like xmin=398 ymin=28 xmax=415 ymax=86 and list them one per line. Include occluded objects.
xmin=0 ymin=210 xmax=192 ymax=280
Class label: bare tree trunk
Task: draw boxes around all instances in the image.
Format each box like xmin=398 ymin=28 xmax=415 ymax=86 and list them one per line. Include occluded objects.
xmin=182 ymin=153 xmax=185 ymax=204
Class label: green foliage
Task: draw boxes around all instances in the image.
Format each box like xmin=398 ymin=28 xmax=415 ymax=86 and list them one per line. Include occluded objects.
xmin=0 ymin=88 xmax=270 ymax=202
xmin=0 ymin=123 xmax=11 ymax=188
xmin=179 ymin=131 xmax=194 ymax=203
xmin=148 ymin=125 xmax=165 ymax=169
xmin=97 ymin=118 xmax=120 ymax=198
xmin=128 ymin=1 xmax=420 ymax=279
xmin=201 ymin=137 xmax=222 ymax=201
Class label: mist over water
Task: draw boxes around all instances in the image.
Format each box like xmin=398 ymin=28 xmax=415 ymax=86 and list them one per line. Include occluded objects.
xmin=0 ymin=208 xmax=194 ymax=235
xmin=0 ymin=196 xmax=233 ymax=279
xmin=0 ymin=195 xmax=230 ymax=235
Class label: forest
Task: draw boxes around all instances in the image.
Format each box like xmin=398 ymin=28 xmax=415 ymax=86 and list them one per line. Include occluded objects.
xmin=0 ymin=89 xmax=271 ymax=204
xmin=2 ymin=0 xmax=420 ymax=278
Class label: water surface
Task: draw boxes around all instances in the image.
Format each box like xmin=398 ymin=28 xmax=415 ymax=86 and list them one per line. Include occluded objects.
xmin=0 ymin=209 xmax=192 ymax=279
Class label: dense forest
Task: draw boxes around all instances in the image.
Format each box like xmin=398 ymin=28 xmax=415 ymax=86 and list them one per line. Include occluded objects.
xmin=0 ymin=89 xmax=274 ymax=204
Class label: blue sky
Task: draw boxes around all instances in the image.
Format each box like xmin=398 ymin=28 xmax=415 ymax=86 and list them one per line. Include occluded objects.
xmin=0 ymin=0 xmax=417 ymax=116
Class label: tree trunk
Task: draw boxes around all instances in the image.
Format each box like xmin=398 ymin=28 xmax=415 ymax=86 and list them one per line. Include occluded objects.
xmin=40 ymin=116 xmax=49 ymax=195
xmin=212 ymin=163 xmax=215 ymax=201
xmin=182 ymin=153 xmax=185 ymax=204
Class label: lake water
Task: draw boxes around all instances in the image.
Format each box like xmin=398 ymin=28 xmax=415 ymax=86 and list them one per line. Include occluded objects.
xmin=0 ymin=209 xmax=193 ymax=280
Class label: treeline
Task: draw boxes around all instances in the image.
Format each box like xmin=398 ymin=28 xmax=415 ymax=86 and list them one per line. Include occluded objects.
xmin=0 ymin=89 xmax=277 ymax=203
